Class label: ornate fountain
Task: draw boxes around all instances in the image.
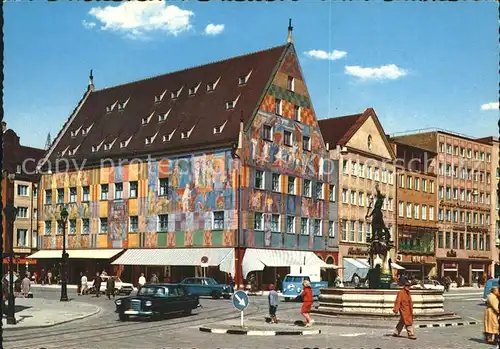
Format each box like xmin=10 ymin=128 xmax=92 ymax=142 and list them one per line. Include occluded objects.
xmin=312 ymin=185 xmax=458 ymax=320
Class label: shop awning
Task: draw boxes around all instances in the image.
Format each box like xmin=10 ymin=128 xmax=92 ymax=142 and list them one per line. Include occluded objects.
xmin=241 ymin=249 xmax=337 ymax=279
xmin=27 ymin=249 xmax=123 ymax=260
xmin=342 ymin=258 xmax=370 ymax=282
xmin=390 ymin=262 xmax=405 ymax=270
xmin=111 ymin=248 xmax=234 ymax=275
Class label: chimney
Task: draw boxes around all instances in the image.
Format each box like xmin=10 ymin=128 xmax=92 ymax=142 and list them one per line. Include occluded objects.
xmin=88 ymin=69 xmax=95 ymax=92
xmin=287 ymin=18 xmax=293 ymax=43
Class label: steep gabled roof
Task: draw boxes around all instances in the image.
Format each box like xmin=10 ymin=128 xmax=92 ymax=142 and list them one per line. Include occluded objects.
xmin=318 ymin=111 xmax=368 ymax=148
xmin=318 ymin=108 xmax=396 ymax=159
xmin=48 ymin=44 xmax=288 ymax=167
xmin=3 ymin=129 xmax=45 ymax=181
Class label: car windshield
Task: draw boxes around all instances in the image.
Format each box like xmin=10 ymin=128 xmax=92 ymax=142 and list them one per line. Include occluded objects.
xmin=138 ymin=286 xmax=166 ymax=296
xmin=284 ymin=276 xmax=307 ymax=283
xmin=204 ymin=278 xmax=217 ymax=285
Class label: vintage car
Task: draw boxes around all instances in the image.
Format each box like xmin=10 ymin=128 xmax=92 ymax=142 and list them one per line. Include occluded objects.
xmin=88 ymin=276 xmax=134 ymax=295
xmin=410 ymin=279 xmax=445 ymax=291
xmin=281 ymin=275 xmax=328 ymax=301
xmin=179 ymin=277 xmax=233 ymax=299
xmin=114 ymin=284 xmax=200 ymax=321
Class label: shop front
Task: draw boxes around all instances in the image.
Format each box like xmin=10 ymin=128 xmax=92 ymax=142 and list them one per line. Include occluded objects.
xmin=27 ymin=249 xmax=124 ymax=284
xmin=397 ymin=254 xmax=437 ymax=281
xmin=111 ymin=248 xmax=234 ymax=286
xmin=241 ymin=249 xmax=338 ymax=290
xmin=3 ymin=256 xmax=38 ymax=277
xmin=436 ymin=248 xmax=492 ymax=285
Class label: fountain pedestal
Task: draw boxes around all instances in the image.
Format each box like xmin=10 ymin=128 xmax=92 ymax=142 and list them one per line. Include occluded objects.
xmin=312 ymin=288 xmax=460 ymax=320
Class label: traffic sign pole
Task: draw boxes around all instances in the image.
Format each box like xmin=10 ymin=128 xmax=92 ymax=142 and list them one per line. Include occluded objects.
xmin=240 ymin=310 xmax=244 ymax=328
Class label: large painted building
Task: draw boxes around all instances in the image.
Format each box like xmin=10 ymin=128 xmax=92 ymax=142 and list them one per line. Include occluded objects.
xmin=319 ymin=109 xmax=400 ymax=284
xmin=2 ymin=124 xmax=45 ymax=275
xmin=393 ymin=130 xmax=495 ymax=284
xmin=31 ymin=27 xmax=337 ymax=287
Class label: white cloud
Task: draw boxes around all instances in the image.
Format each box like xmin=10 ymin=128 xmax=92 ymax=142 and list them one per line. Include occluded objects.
xmin=204 ymin=24 xmax=224 ymax=36
xmin=82 ymin=20 xmax=96 ymax=29
xmin=88 ymin=2 xmax=194 ymax=39
xmin=344 ymin=64 xmax=407 ymax=81
xmin=480 ymin=102 xmax=499 ymax=111
xmin=304 ymin=49 xmax=347 ymax=61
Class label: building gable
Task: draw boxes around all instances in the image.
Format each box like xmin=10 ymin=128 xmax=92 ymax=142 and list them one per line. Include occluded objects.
xmin=345 ymin=112 xmax=394 ymax=161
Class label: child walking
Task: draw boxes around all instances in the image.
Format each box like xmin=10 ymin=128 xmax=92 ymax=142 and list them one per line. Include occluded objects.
xmin=268 ymin=284 xmax=279 ymax=324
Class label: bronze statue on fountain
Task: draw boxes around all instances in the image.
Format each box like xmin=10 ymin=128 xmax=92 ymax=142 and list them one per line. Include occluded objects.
xmin=365 ymin=184 xmax=395 ymax=289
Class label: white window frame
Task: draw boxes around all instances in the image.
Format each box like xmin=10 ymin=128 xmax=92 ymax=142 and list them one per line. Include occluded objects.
xmin=100 ymin=218 xmax=108 ymax=234
xmin=255 ymin=170 xmax=264 ymax=190
xmin=288 ymin=176 xmax=296 ymax=195
xmin=329 ymin=184 xmax=336 ymax=202
xmin=158 ymin=214 xmax=169 ymax=232
xmin=313 ymin=219 xmax=322 ymax=236
xmin=254 ymin=213 xmax=264 ymax=231
xmin=271 ymin=214 xmax=281 ymax=233
xmin=303 ymin=179 xmax=311 ymax=197
xmin=286 ymin=216 xmax=295 ymax=234
xmin=300 ymin=217 xmax=309 ymax=235
xmin=129 ymin=216 xmax=139 ymax=233
xmin=213 ymin=211 xmax=224 ymax=230
xmin=271 ymin=173 xmax=281 ymax=192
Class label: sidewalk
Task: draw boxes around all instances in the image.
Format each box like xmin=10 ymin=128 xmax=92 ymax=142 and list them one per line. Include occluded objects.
xmin=2 ymin=297 xmax=101 ymax=330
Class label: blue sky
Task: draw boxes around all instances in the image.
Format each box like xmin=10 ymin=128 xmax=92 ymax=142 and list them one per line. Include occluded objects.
xmin=4 ymin=1 xmax=498 ymax=149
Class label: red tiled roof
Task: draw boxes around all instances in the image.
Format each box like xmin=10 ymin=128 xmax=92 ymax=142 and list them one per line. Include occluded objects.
xmin=49 ymin=44 xmax=289 ymax=166
xmin=3 ymin=129 xmax=45 ymax=180
xmin=318 ymin=111 xmax=369 ymax=148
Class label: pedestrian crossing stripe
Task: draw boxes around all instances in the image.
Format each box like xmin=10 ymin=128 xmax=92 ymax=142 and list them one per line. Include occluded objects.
xmin=416 ymin=321 xmax=477 ymax=328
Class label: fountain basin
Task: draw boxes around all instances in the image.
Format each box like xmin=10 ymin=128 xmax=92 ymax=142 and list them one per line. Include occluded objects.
xmin=313 ymin=288 xmax=460 ymax=320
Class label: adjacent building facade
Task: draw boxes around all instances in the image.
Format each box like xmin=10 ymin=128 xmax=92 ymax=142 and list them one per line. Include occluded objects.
xmin=2 ymin=124 xmax=44 ymax=275
xmin=393 ymin=130 xmax=494 ymax=284
xmin=389 ymin=139 xmax=438 ymax=278
xmin=32 ymin=31 xmax=337 ymax=287
xmin=319 ymin=109 xmax=398 ymax=283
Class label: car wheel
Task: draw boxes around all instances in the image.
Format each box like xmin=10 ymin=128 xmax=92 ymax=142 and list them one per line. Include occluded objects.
xmin=211 ymin=291 xmax=221 ymax=300
xmin=119 ymin=313 xmax=129 ymax=322
xmin=223 ymin=295 xmax=230 ymax=300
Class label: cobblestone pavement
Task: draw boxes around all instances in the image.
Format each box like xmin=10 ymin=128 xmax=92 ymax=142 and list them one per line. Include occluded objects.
xmin=3 ymin=287 xmax=487 ymax=349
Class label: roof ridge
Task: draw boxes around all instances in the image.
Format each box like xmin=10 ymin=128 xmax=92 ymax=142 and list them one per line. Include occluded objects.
xmin=96 ymin=44 xmax=288 ymax=93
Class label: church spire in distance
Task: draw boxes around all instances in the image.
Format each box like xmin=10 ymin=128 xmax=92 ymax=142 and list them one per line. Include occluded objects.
xmin=287 ymin=18 xmax=293 ymax=43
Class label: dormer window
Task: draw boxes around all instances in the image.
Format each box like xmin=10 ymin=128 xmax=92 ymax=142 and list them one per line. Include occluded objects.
xmin=181 ymin=125 xmax=195 ymax=139
xmin=70 ymin=126 xmax=81 ymax=138
xmin=188 ymin=83 xmax=201 ymax=96
xmin=142 ymin=112 xmax=154 ymax=125
xmin=163 ymin=129 xmax=176 ymax=142
xmin=68 ymin=145 xmax=80 ymax=156
xmin=214 ymin=120 xmax=228 ymax=134
xmin=106 ymin=101 xmax=117 ymax=113
xmin=120 ymin=136 xmax=132 ymax=149
xmin=226 ymin=101 xmax=234 ymax=110
xmin=155 ymin=90 xmax=167 ymax=103
xmin=158 ymin=109 xmax=171 ymax=122
xmin=82 ymin=123 xmax=93 ymax=135
xmin=207 ymin=77 xmax=221 ymax=92
xmin=171 ymin=87 xmax=183 ymax=100
xmin=145 ymin=132 xmax=158 ymax=145
xmin=61 ymin=146 xmax=70 ymax=157
xmin=104 ymin=139 xmax=117 ymax=151
xmin=239 ymin=70 xmax=252 ymax=86
xmin=92 ymin=146 xmax=98 ymax=153
xmin=117 ymin=98 xmax=130 ymax=111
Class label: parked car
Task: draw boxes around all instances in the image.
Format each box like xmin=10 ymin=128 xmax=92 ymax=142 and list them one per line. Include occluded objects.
xmin=115 ymin=283 xmax=200 ymax=321
xmin=483 ymin=278 xmax=499 ymax=302
xmin=281 ymin=275 xmax=328 ymax=301
xmin=88 ymin=276 xmax=134 ymax=295
xmin=411 ymin=279 xmax=445 ymax=291
xmin=179 ymin=277 xmax=233 ymax=299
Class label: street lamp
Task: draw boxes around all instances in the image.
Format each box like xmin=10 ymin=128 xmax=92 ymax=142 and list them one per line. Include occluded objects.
xmin=4 ymin=199 xmax=18 ymax=325
xmin=60 ymin=207 xmax=69 ymax=302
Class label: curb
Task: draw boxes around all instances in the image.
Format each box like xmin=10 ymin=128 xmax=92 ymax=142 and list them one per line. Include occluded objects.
xmin=199 ymin=327 xmax=321 ymax=336
xmin=416 ymin=321 xmax=478 ymax=328
xmin=4 ymin=305 xmax=102 ymax=331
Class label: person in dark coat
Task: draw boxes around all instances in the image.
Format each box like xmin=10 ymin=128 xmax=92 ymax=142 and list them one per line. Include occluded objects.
xmin=150 ymin=273 xmax=159 ymax=284
xmin=106 ymin=276 xmax=116 ymax=299
xmin=94 ymin=272 xmax=101 ymax=297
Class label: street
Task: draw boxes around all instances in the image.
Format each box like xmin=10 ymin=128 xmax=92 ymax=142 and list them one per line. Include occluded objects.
xmin=3 ymin=287 xmax=490 ymax=349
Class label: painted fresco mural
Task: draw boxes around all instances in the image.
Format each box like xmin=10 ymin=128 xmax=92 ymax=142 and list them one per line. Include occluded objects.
xmin=239 ymin=46 xmax=335 ymax=251
xmin=38 ymin=45 xmax=336 ymax=253
xmin=39 ymin=150 xmax=238 ymax=249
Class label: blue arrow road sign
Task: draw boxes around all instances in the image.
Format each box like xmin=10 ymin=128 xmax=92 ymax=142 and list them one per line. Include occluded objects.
xmin=232 ymin=290 xmax=249 ymax=311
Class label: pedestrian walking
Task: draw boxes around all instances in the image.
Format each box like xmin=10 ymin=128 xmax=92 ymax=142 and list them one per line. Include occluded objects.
xmin=21 ymin=274 xmax=31 ymax=298
xmin=106 ymin=276 xmax=116 ymax=300
xmin=392 ymin=280 xmax=416 ymax=340
xmin=47 ymin=270 xmax=52 ymax=285
xmin=268 ymin=284 xmax=279 ymax=323
xmin=484 ymin=286 xmax=499 ymax=343
xmin=80 ymin=273 xmax=88 ymax=296
xmin=77 ymin=272 xmax=82 ymax=295
xmin=138 ymin=273 xmax=146 ymax=290
xmin=300 ymin=280 xmax=314 ymax=327
xmin=150 ymin=273 xmax=159 ymax=284
xmin=93 ymin=272 xmax=101 ymax=297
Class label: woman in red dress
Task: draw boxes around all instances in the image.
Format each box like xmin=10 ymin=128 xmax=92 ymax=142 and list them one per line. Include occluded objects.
xmin=300 ymin=280 xmax=314 ymax=327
